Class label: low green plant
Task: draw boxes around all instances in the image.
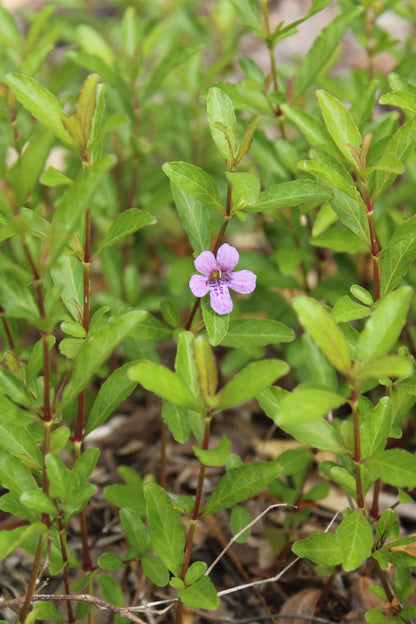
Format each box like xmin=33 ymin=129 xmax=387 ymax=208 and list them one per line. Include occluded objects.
xmin=0 ymin=1 xmax=416 ymax=623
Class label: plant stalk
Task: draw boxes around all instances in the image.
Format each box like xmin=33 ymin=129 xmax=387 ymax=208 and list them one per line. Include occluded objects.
xmin=351 ymin=388 xmax=364 ymax=509
xmin=17 ymin=532 xmax=47 ymax=623
xmin=176 ymin=416 xmax=212 ymax=624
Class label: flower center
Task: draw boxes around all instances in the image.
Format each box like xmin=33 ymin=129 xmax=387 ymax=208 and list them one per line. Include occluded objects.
xmin=209 ymin=269 xmax=223 ymax=281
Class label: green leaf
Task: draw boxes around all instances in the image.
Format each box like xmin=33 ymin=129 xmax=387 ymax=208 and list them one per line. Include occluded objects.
xmin=330 ymin=189 xmax=370 ymax=245
xmin=45 ymin=454 xmax=77 ymax=503
xmin=98 ymin=553 xmax=123 ymax=570
xmin=0 ymin=367 xmax=33 ymax=407
xmin=293 ymin=295 xmax=352 ymax=376
xmin=229 ymin=0 xmax=262 ymax=33
xmin=220 ymin=318 xmax=294 ymax=348
xmin=231 ymin=505 xmax=252 ymax=543
xmin=217 ymin=359 xmax=289 ymax=410
xmin=161 ymin=403 xmax=193 ymax=444
xmin=293 ymin=7 xmax=363 ymax=96
xmin=141 ymin=555 xmax=170 ymax=587
xmin=129 ymin=360 xmax=202 ymax=410
xmin=171 ymin=184 xmax=210 ymax=255
xmin=385 ymin=215 xmax=416 ymax=249
xmin=350 ymin=284 xmax=373 ymax=306
xmin=380 ymin=90 xmax=416 ymax=115
xmin=175 ymin=331 xmax=204 ymax=404
xmin=366 ymin=449 xmax=416 ymax=488
xmin=373 ymin=116 xmax=416 ymax=200
xmin=63 ymin=310 xmax=147 ymax=405
xmin=355 ymin=355 xmax=413 ymax=381
xmin=73 ymin=448 xmax=99 ymax=485
xmin=360 ymin=397 xmax=393 ymax=460
xmin=77 ymin=25 xmax=114 ymax=64
xmin=312 ymin=229 xmax=370 ymax=254
xmin=50 ymin=254 xmax=83 ymax=321
xmin=61 ymin=320 xmax=86 ymax=338
xmin=179 ymin=576 xmax=219 ymax=611
xmin=0 ymin=425 xmax=42 ymax=471
xmin=356 ymin=286 xmax=412 ymax=364
xmin=292 ymin=533 xmax=342 ymax=566
xmin=162 ymin=162 xmax=222 ymax=213
xmin=302 ymin=334 xmax=338 ymax=391
xmin=62 ymin=73 xmax=100 ymax=152
xmin=130 ymin=313 xmax=172 ymax=341
xmin=144 ymin=483 xmax=185 ymax=576
xmin=0 ymin=268 xmax=38 ymax=320
xmin=332 ymin=295 xmax=371 ymax=323
xmin=236 ymin=115 xmax=263 ymax=163
xmin=97 ymin=574 xmax=124 ymax=609
xmin=380 ymin=240 xmax=416 ymax=295
xmin=203 ymin=462 xmax=283 ymax=516
xmin=376 ymin=509 xmax=399 ymax=542
xmin=184 ymin=561 xmax=207 ymax=585
xmin=46 ymin=155 xmax=116 ymax=265
xmin=0 ymin=523 xmax=46 ymax=560
xmin=227 ymin=172 xmax=260 ymax=205
xmin=120 ymin=508 xmax=151 ymax=556
xmin=0 ymin=396 xmax=35 ymax=428
xmin=277 ymin=388 xmax=346 ymax=425
xmin=317 ymin=90 xmax=362 ymax=168
xmin=141 ymin=43 xmax=203 ymax=100
xmin=29 ymin=602 xmax=64 ymax=622
xmin=11 ymin=129 xmax=54 ymax=206
xmin=207 ymin=87 xmax=237 ymax=163
xmin=85 ymin=362 xmax=138 ymax=435
xmin=193 ymin=436 xmax=230 ymax=467
xmin=104 ymin=480 xmax=145 ymax=515
xmin=0 ymin=7 xmax=22 ymax=52
xmin=201 ymin=296 xmax=230 ymax=346
xmin=193 ymin=334 xmax=218 ymax=402
xmin=0 ymin=450 xmax=38 ymax=497
xmin=96 ymin=209 xmax=156 ymax=254
xmin=281 ymin=105 xmax=336 ymax=155
xmin=244 ymin=180 xmax=332 ymax=213
xmin=336 ymin=510 xmax=373 ymax=571
xmin=361 ymin=151 xmax=404 ymax=178
xmin=298 ymin=158 xmax=362 ymax=203
xmin=4 ymin=73 xmax=73 ymax=149
xmin=20 ymin=489 xmax=57 ymax=516
xmin=350 ymin=80 xmax=379 ymax=133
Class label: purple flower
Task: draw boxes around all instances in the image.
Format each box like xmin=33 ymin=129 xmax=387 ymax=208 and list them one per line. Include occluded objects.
xmin=189 ymin=243 xmax=257 ymax=315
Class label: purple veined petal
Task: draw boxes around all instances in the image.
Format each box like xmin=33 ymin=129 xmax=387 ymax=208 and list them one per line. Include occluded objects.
xmin=189 ymin=274 xmax=210 ymax=297
xmin=216 ymin=243 xmax=239 ymax=273
xmin=228 ymin=270 xmax=257 ymax=294
xmin=209 ymin=279 xmax=233 ymax=315
xmin=194 ymin=250 xmax=217 ymax=276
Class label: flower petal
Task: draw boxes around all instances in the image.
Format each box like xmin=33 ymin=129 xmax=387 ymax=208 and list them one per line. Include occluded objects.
xmin=194 ymin=251 xmax=217 ymax=276
xmin=189 ymin=274 xmax=210 ymax=297
xmin=216 ymin=243 xmax=239 ymax=272
xmin=228 ymin=270 xmax=257 ymax=294
xmin=209 ymin=279 xmax=233 ymax=315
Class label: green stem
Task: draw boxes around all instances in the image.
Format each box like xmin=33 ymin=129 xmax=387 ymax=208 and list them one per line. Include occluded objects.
xmin=351 ymin=387 xmax=364 ymax=509
xmin=17 ymin=532 xmax=47 ymax=623
xmin=0 ymin=305 xmax=15 ymax=349
xmin=57 ymin=514 xmax=74 ymax=623
xmin=17 ymin=240 xmax=55 ymax=622
xmin=176 ymin=416 xmax=212 ymax=624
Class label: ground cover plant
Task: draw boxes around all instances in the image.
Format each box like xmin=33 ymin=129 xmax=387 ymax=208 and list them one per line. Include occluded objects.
xmin=1 ymin=0 xmax=416 ymax=622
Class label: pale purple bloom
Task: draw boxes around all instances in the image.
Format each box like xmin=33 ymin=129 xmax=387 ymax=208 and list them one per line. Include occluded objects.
xmin=189 ymin=243 xmax=256 ymax=315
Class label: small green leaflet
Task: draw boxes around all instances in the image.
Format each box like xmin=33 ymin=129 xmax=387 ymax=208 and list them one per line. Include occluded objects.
xmin=202 ymin=462 xmax=282 ymax=515
xmin=144 ymin=483 xmax=185 ymax=576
